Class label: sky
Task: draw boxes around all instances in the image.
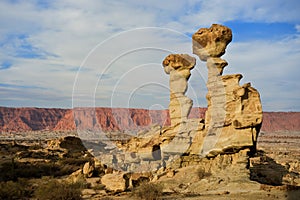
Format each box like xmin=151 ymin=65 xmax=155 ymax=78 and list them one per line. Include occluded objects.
xmin=0 ymin=0 xmax=299 ymax=111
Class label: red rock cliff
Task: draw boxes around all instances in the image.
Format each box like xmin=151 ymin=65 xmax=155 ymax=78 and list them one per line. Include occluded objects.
xmin=0 ymin=107 xmax=299 ymax=133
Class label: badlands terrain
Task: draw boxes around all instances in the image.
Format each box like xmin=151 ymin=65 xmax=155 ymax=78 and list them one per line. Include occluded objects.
xmin=1 ymin=24 xmax=299 ymax=200
xmin=0 ymin=107 xmax=299 ymax=200
xmin=0 ymin=107 xmax=300 ymax=133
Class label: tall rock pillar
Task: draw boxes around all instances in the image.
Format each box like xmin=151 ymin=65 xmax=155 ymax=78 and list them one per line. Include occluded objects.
xmin=162 ymin=54 xmax=196 ymax=126
xmin=192 ymin=24 xmax=263 ymax=157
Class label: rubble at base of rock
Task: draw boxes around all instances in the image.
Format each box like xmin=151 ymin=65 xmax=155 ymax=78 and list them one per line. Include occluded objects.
xmin=2 ymin=24 xmax=298 ymax=199
xmin=85 ymin=24 xmax=267 ymax=192
xmin=101 ymin=23 xmax=262 ymax=161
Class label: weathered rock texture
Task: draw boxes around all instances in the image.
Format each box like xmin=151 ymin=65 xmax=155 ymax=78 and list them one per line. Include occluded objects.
xmin=192 ymin=24 xmax=232 ymax=62
xmin=101 ymin=173 xmax=129 ymax=192
xmin=192 ymin=24 xmax=263 ymax=157
xmin=162 ymin=54 xmax=196 ymax=126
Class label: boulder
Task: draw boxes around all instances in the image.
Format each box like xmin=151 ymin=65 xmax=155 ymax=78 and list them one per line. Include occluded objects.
xmin=101 ymin=172 xmax=129 ymax=192
xmin=83 ymin=161 xmax=95 ymax=178
xmin=192 ymin=24 xmax=232 ymax=61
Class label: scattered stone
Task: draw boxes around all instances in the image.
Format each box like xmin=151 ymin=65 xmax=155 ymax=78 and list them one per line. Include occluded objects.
xmin=166 ymin=169 xmax=175 ymax=178
xmin=86 ymin=177 xmax=101 ymax=188
xmin=81 ymin=188 xmax=97 ymax=196
xmin=83 ymin=161 xmax=95 ymax=178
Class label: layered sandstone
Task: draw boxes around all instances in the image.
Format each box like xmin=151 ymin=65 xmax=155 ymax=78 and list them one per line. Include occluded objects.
xmin=192 ymin=24 xmax=263 ymax=157
xmin=162 ymin=54 xmax=196 ymax=126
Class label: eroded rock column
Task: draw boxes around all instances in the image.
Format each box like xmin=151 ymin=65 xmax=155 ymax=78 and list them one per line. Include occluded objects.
xmin=162 ymin=54 xmax=196 ymax=126
xmin=192 ymin=24 xmax=263 ymax=157
xmin=192 ymin=24 xmax=232 ymax=128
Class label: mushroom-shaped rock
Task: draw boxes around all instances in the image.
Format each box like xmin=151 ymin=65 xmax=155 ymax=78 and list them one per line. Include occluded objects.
xmin=162 ymin=54 xmax=196 ymax=126
xmin=162 ymin=54 xmax=196 ymax=75
xmin=162 ymin=54 xmax=196 ymax=94
xmin=192 ymin=24 xmax=232 ymax=61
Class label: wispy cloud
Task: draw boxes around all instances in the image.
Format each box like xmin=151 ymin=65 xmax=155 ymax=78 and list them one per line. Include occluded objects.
xmin=1 ymin=33 xmax=57 ymax=59
xmin=0 ymin=83 xmax=46 ymax=90
xmin=0 ymin=60 xmax=12 ymax=70
xmin=0 ymin=0 xmax=299 ymax=110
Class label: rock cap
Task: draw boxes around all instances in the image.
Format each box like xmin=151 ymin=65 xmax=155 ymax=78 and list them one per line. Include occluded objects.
xmin=192 ymin=24 xmax=232 ymax=61
xmin=162 ymin=54 xmax=196 ymax=74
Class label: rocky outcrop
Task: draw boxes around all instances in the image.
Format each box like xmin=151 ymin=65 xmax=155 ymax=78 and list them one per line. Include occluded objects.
xmin=1 ymin=24 xmax=300 ymax=197
xmin=162 ymin=54 xmax=196 ymax=126
xmin=192 ymin=24 xmax=263 ymax=157
xmin=0 ymin=107 xmax=68 ymax=132
xmin=54 ymin=109 xmax=76 ymax=130
xmin=94 ymin=24 xmax=263 ymax=175
xmin=47 ymin=136 xmax=87 ymax=152
xmin=192 ymin=24 xmax=232 ymax=62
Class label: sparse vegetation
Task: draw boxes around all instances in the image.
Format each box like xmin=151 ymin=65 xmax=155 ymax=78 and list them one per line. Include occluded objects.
xmin=132 ymin=182 xmax=164 ymax=200
xmin=0 ymin=140 xmax=92 ymax=182
xmin=196 ymin=167 xmax=212 ymax=180
xmin=0 ymin=137 xmax=95 ymax=199
xmin=0 ymin=179 xmax=31 ymax=200
xmin=99 ymin=197 xmax=114 ymax=200
xmin=0 ymin=159 xmax=77 ymax=181
xmin=34 ymin=179 xmax=83 ymax=200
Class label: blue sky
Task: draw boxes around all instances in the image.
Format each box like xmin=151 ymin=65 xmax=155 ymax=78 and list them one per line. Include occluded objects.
xmin=0 ymin=0 xmax=299 ymax=111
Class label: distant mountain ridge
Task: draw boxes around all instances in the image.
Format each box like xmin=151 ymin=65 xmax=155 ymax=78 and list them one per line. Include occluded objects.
xmin=0 ymin=107 xmax=299 ymax=133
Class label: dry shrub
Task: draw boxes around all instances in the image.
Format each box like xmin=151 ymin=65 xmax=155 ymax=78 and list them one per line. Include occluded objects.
xmin=197 ymin=167 xmax=212 ymax=180
xmin=34 ymin=179 xmax=83 ymax=200
xmin=99 ymin=197 xmax=114 ymax=200
xmin=132 ymin=182 xmax=164 ymax=200
xmin=0 ymin=179 xmax=31 ymax=200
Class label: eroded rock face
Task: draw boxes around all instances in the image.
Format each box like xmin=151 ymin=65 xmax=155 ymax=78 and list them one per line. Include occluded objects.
xmin=192 ymin=24 xmax=263 ymax=157
xmin=192 ymin=24 xmax=232 ymax=61
xmin=162 ymin=54 xmax=196 ymax=126
xmin=0 ymin=107 xmax=298 ymax=133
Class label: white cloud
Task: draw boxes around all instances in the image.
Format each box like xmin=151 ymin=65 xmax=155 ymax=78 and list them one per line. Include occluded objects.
xmin=0 ymin=0 xmax=299 ymax=110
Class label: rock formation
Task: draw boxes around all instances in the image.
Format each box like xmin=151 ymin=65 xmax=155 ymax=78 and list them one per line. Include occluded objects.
xmin=162 ymin=54 xmax=196 ymax=126
xmin=103 ymin=23 xmax=263 ymax=175
xmin=0 ymin=107 xmax=298 ymax=133
xmin=2 ymin=25 xmax=300 ymax=197
xmin=192 ymin=24 xmax=263 ymax=157
xmin=93 ymin=24 xmax=263 ymax=178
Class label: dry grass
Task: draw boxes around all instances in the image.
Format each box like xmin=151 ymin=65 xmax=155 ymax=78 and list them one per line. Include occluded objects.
xmin=132 ymin=182 xmax=164 ymax=200
xmin=34 ymin=178 xmax=84 ymax=200
xmin=196 ymin=167 xmax=212 ymax=180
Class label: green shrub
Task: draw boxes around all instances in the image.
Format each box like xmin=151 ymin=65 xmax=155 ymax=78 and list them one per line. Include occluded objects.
xmin=34 ymin=179 xmax=83 ymax=200
xmin=132 ymin=182 xmax=163 ymax=200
